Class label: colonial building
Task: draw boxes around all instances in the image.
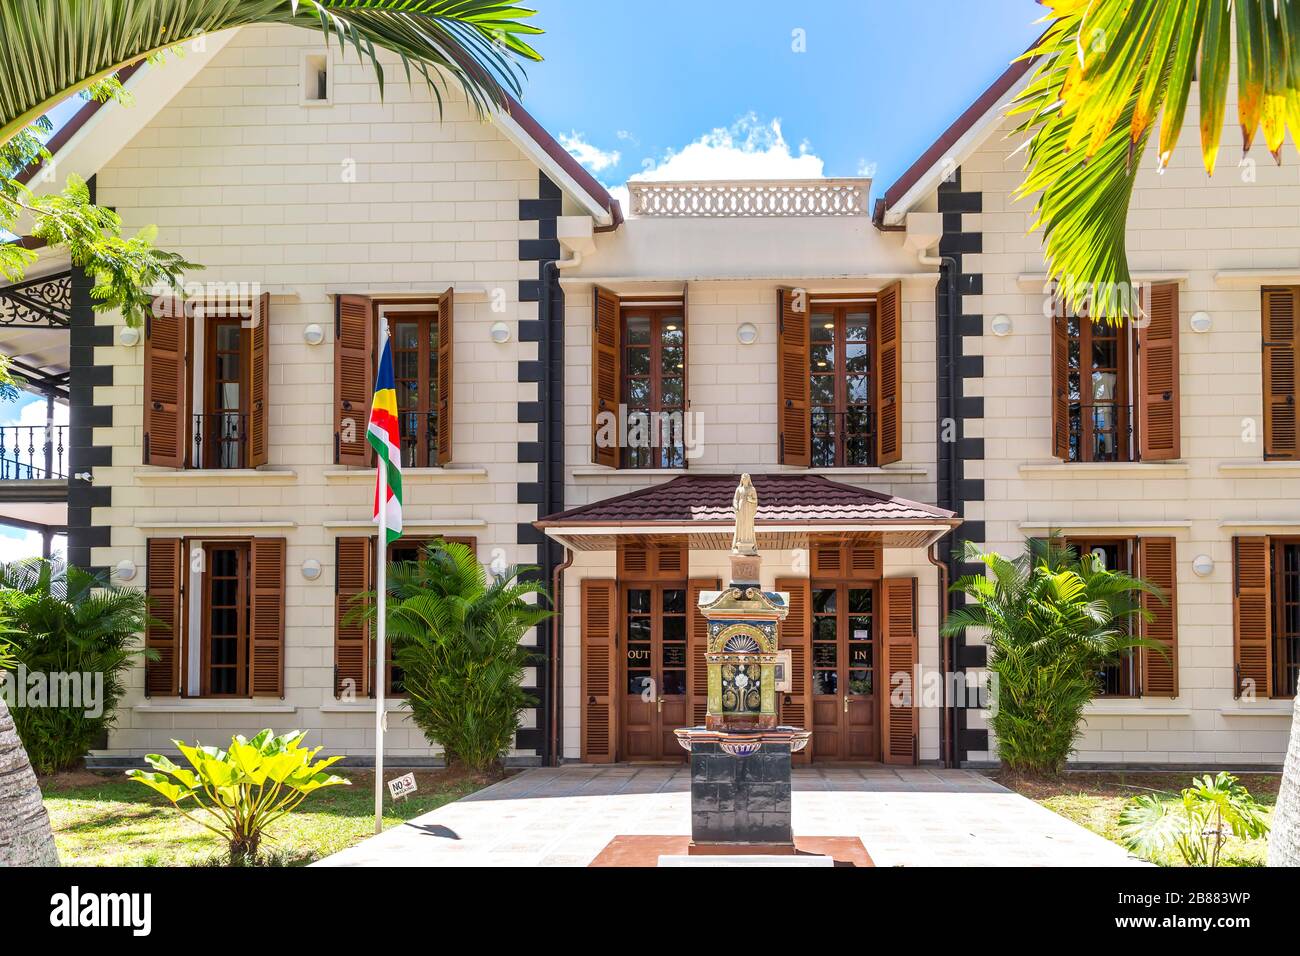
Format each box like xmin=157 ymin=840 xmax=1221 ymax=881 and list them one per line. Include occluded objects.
xmin=0 ymin=25 xmax=1295 ymax=769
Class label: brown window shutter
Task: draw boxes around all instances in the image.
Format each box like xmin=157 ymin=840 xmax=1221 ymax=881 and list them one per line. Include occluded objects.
xmin=580 ymin=578 xmax=618 ymax=763
xmin=249 ymin=538 xmax=286 ymax=697
xmin=334 ymin=295 xmax=374 ymax=466
xmin=334 ymin=536 xmax=372 ymax=698
xmin=776 ymin=576 xmax=812 ymax=764
xmin=653 ymin=539 xmax=686 ymax=578
xmin=778 ymin=288 xmax=811 ymax=466
xmin=592 ymin=287 xmax=621 ymax=468
xmin=1138 ymin=283 xmax=1181 ymax=461
xmin=436 ymin=287 xmax=454 ymax=465
xmin=881 ymin=577 xmax=918 ymax=765
xmin=1136 ymin=537 xmax=1179 ymax=697
xmin=687 ymin=577 xmax=721 ymax=726
xmin=1263 ymin=287 xmax=1298 ymax=459
xmin=143 ymin=300 xmax=188 ymax=467
xmin=874 ymin=280 xmax=904 ymax=466
xmin=1051 ymin=301 xmax=1071 ymax=460
xmin=247 ymin=292 xmax=271 ymax=468
xmin=145 ymin=538 xmax=184 ymax=696
xmin=1233 ymin=537 xmax=1273 ymax=699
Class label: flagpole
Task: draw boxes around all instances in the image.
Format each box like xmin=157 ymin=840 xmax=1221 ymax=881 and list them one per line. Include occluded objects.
xmin=374 ymin=339 xmax=388 ymax=837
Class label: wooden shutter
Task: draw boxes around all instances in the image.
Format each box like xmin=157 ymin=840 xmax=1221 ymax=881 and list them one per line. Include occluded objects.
xmin=249 ymin=538 xmax=286 ymax=697
xmin=810 ymin=536 xmax=881 ymax=580
xmin=687 ymin=577 xmax=720 ymax=726
xmin=436 ymin=287 xmax=454 ymax=465
xmin=1233 ymin=537 xmax=1273 ymax=699
xmin=881 ymin=577 xmax=918 ymax=765
xmin=335 ymin=536 xmax=372 ymax=698
xmin=592 ymin=287 xmax=621 ymax=468
xmin=778 ymin=288 xmax=811 ymax=466
xmin=776 ymin=577 xmax=812 ymax=764
xmin=143 ymin=300 xmax=188 ymax=467
xmin=247 ymin=292 xmax=271 ymax=468
xmin=334 ymin=295 xmax=373 ymax=466
xmin=1051 ymin=302 xmax=1071 ymax=460
xmin=874 ymin=281 xmax=904 ymax=466
xmin=1263 ymin=287 xmax=1298 ymax=459
xmin=581 ymin=579 xmax=618 ymax=762
xmin=1138 ymin=283 xmax=1181 ymax=461
xmin=1137 ymin=537 xmax=1179 ymax=697
xmin=145 ymin=538 xmax=184 ymax=696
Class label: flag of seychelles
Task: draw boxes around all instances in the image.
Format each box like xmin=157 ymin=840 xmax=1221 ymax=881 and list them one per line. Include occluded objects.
xmin=367 ymin=334 xmax=403 ymax=544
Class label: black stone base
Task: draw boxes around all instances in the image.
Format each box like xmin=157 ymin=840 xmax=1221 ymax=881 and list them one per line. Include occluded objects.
xmin=689 ymin=741 xmax=793 ymax=847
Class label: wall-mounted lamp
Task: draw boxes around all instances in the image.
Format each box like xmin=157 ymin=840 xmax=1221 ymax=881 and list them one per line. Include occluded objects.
xmin=1192 ymin=554 xmax=1215 ymax=578
xmin=1189 ymin=311 xmax=1213 ymax=334
xmin=737 ymin=322 xmax=759 ymax=345
xmin=119 ymin=327 xmax=141 ymax=348
xmin=301 ymin=558 xmax=322 ymax=581
xmin=490 ymin=321 xmax=511 ymax=344
xmin=303 ymin=324 xmax=325 ymax=346
xmin=990 ymin=314 xmax=1013 ymax=337
xmin=114 ymin=559 xmax=137 ymax=582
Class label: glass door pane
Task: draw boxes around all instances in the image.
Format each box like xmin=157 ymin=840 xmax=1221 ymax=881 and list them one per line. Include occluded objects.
xmin=847 ymin=587 xmax=873 ymax=696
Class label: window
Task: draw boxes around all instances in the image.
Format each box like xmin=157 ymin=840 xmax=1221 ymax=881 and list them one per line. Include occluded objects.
xmin=196 ymin=318 xmax=248 ymax=469
xmin=1273 ymin=539 xmax=1300 ymax=697
xmin=1064 ymin=315 xmax=1132 ymax=463
xmin=202 ymin=543 xmax=249 ymax=697
xmin=1263 ymin=287 xmax=1299 ymax=460
xmin=620 ymin=305 xmax=686 ymax=469
xmin=385 ymin=311 xmax=440 ymax=469
xmin=1067 ymin=537 xmax=1137 ymax=696
xmin=809 ymin=304 xmax=874 ymax=468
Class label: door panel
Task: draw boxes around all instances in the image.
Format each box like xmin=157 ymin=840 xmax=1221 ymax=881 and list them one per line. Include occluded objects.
xmin=811 ymin=582 xmax=879 ymax=761
xmin=620 ymin=584 xmax=690 ymax=761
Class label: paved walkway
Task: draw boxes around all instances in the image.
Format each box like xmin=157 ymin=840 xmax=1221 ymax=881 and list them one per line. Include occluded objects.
xmin=316 ymin=765 xmax=1145 ymax=867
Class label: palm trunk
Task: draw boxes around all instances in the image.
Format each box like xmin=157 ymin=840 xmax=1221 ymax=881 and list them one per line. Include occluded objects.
xmin=0 ymin=696 xmax=59 ymax=866
xmin=1270 ymin=695 xmax=1300 ymax=867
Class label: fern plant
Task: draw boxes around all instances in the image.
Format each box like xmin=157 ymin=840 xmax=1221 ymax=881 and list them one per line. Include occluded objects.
xmin=1120 ymin=772 xmax=1270 ymax=866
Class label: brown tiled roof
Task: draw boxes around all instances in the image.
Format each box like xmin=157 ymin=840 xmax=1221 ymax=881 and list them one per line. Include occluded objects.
xmin=538 ymin=474 xmax=957 ymax=527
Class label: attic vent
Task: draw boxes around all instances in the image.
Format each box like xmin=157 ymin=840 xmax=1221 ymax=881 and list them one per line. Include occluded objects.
xmin=301 ymin=51 xmax=331 ymax=105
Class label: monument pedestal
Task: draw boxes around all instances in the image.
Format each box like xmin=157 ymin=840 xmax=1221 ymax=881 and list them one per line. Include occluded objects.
xmin=687 ymin=739 xmax=794 ymax=853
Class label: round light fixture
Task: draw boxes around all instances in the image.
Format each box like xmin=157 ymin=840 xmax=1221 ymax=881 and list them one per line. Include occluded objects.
xmin=1189 ymin=311 xmax=1213 ymax=334
xmin=1192 ymin=554 xmax=1214 ymax=578
xmin=119 ymin=327 xmax=141 ymax=348
xmin=301 ymin=558 xmax=322 ymax=581
xmin=303 ymin=324 xmax=325 ymax=346
xmin=737 ymin=322 xmax=758 ymax=345
xmin=114 ymin=559 xmax=137 ymax=582
xmin=991 ymin=314 xmax=1013 ymax=337
xmin=490 ymin=321 xmax=511 ymax=344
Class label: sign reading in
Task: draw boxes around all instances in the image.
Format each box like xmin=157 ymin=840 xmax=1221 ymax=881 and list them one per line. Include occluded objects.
xmin=387 ymin=772 xmax=418 ymax=801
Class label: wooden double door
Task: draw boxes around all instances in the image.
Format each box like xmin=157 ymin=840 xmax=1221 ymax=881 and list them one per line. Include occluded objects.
xmin=809 ymin=582 xmax=879 ymax=762
xmin=621 ymin=582 xmax=692 ymax=761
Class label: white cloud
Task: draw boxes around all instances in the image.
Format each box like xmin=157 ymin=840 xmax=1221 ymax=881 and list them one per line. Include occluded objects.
xmin=632 ymin=114 xmax=825 ymax=183
xmin=559 ymin=132 xmax=622 ymax=174
xmin=0 ymin=394 xmax=68 ymax=428
xmin=0 ymin=528 xmax=42 ymax=562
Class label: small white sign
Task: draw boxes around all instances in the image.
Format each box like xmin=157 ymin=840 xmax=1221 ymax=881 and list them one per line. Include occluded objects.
xmin=775 ymin=649 xmax=793 ymax=693
xmin=387 ymin=772 xmax=418 ymax=801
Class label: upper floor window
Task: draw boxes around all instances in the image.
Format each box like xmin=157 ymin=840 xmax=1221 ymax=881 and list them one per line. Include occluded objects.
xmin=1263 ymin=287 xmax=1299 ymax=460
xmin=810 ymin=304 xmax=874 ymax=468
xmin=621 ymin=306 xmax=685 ymax=469
xmin=386 ymin=311 xmax=441 ymax=469
xmin=1051 ymin=283 xmax=1181 ymax=464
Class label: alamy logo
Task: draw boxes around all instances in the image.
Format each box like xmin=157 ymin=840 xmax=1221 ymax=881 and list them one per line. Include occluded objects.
xmin=49 ymin=887 xmax=152 ymax=936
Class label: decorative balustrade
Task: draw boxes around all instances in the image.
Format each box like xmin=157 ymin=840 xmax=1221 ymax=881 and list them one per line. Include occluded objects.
xmin=627 ymin=179 xmax=869 ymax=219
xmin=0 ymin=424 xmax=66 ymax=480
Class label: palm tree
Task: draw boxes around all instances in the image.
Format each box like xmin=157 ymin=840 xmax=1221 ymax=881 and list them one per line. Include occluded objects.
xmin=0 ymin=1 xmax=543 ymax=144
xmin=1015 ymin=2 xmax=1300 ymax=322
xmin=0 ymin=627 xmax=59 ymax=866
xmin=942 ymin=538 xmax=1158 ymax=775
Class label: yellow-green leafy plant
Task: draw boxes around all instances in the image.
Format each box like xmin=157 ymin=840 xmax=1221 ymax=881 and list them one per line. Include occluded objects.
xmin=1119 ymin=772 xmax=1270 ymax=866
xmin=126 ymin=729 xmax=350 ymax=864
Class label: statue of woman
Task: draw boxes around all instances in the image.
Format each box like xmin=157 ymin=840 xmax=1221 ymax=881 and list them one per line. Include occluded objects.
xmin=731 ymin=474 xmax=759 ymax=555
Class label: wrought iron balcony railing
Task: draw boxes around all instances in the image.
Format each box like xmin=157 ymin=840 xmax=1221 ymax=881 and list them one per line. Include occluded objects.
xmin=0 ymin=424 xmax=66 ymax=480
xmin=192 ymin=413 xmax=248 ymax=470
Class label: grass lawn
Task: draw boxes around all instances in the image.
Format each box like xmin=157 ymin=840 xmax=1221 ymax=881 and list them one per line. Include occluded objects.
xmin=996 ymin=771 xmax=1280 ymax=867
xmin=42 ymin=769 xmax=495 ymax=867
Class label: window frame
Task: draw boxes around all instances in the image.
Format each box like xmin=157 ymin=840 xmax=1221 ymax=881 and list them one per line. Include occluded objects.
xmin=808 ymin=299 xmax=876 ymax=469
xmin=372 ymin=301 xmax=445 ymax=470
xmin=197 ymin=316 xmax=250 ymax=470
xmin=1064 ymin=311 xmax=1134 ymax=463
xmin=1271 ymin=536 xmax=1300 ymax=699
xmin=618 ymin=301 xmax=686 ymax=470
xmin=1066 ymin=536 xmax=1139 ymax=697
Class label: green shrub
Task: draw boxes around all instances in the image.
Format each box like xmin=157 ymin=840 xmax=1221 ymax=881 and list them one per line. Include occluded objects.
xmin=0 ymin=559 xmax=151 ymax=774
xmin=127 ymin=729 xmax=349 ymax=865
xmin=1119 ymin=772 xmax=1270 ymax=866
xmin=363 ymin=540 xmax=551 ymax=775
xmin=943 ymin=538 xmax=1160 ymax=775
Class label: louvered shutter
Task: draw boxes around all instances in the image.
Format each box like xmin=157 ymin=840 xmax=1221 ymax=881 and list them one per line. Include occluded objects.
xmin=247 ymin=292 xmax=270 ymax=467
xmin=249 ymin=538 xmax=286 ymax=697
xmin=1263 ymin=287 xmax=1298 ymax=459
xmin=436 ymin=287 xmax=454 ymax=465
xmin=1052 ymin=301 xmax=1071 ymax=460
xmin=1233 ymin=537 xmax=1273 ymax=699
xmin=145 ymin=538 xmax=184 ymax=696
xmin=687 ymin=577 xmax=720 ymax=726
xmin=581 ymin=579 xmax=618 ymax=762
xmin=776 ymin=577 xmax=812 ymax=764
xmin=881 ymin=577 xmax=919 ymax=765
xmin=1137 ymin=537 xmax=1179 ymax=697
xmin=335 ymin=295 xmax=373 ymax=466
xmin=1138 ymin=283 xmax=1181 ymax=461
xmin=143 ymin=300 xmax=188 ymax=467
xmin=335 ymin=536 xmax=372 ymax=698
xmin=778 ymin=288 xmax=811 ymax=466
xmin=874 ymin=281 xmax=904 ymax=466
xmin=592 ymin=287 xmax=621 ymax=468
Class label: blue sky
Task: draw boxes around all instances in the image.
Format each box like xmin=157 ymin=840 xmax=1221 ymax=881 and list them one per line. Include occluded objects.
xmin=520 ymin=0 xmax=1044 ymax=201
